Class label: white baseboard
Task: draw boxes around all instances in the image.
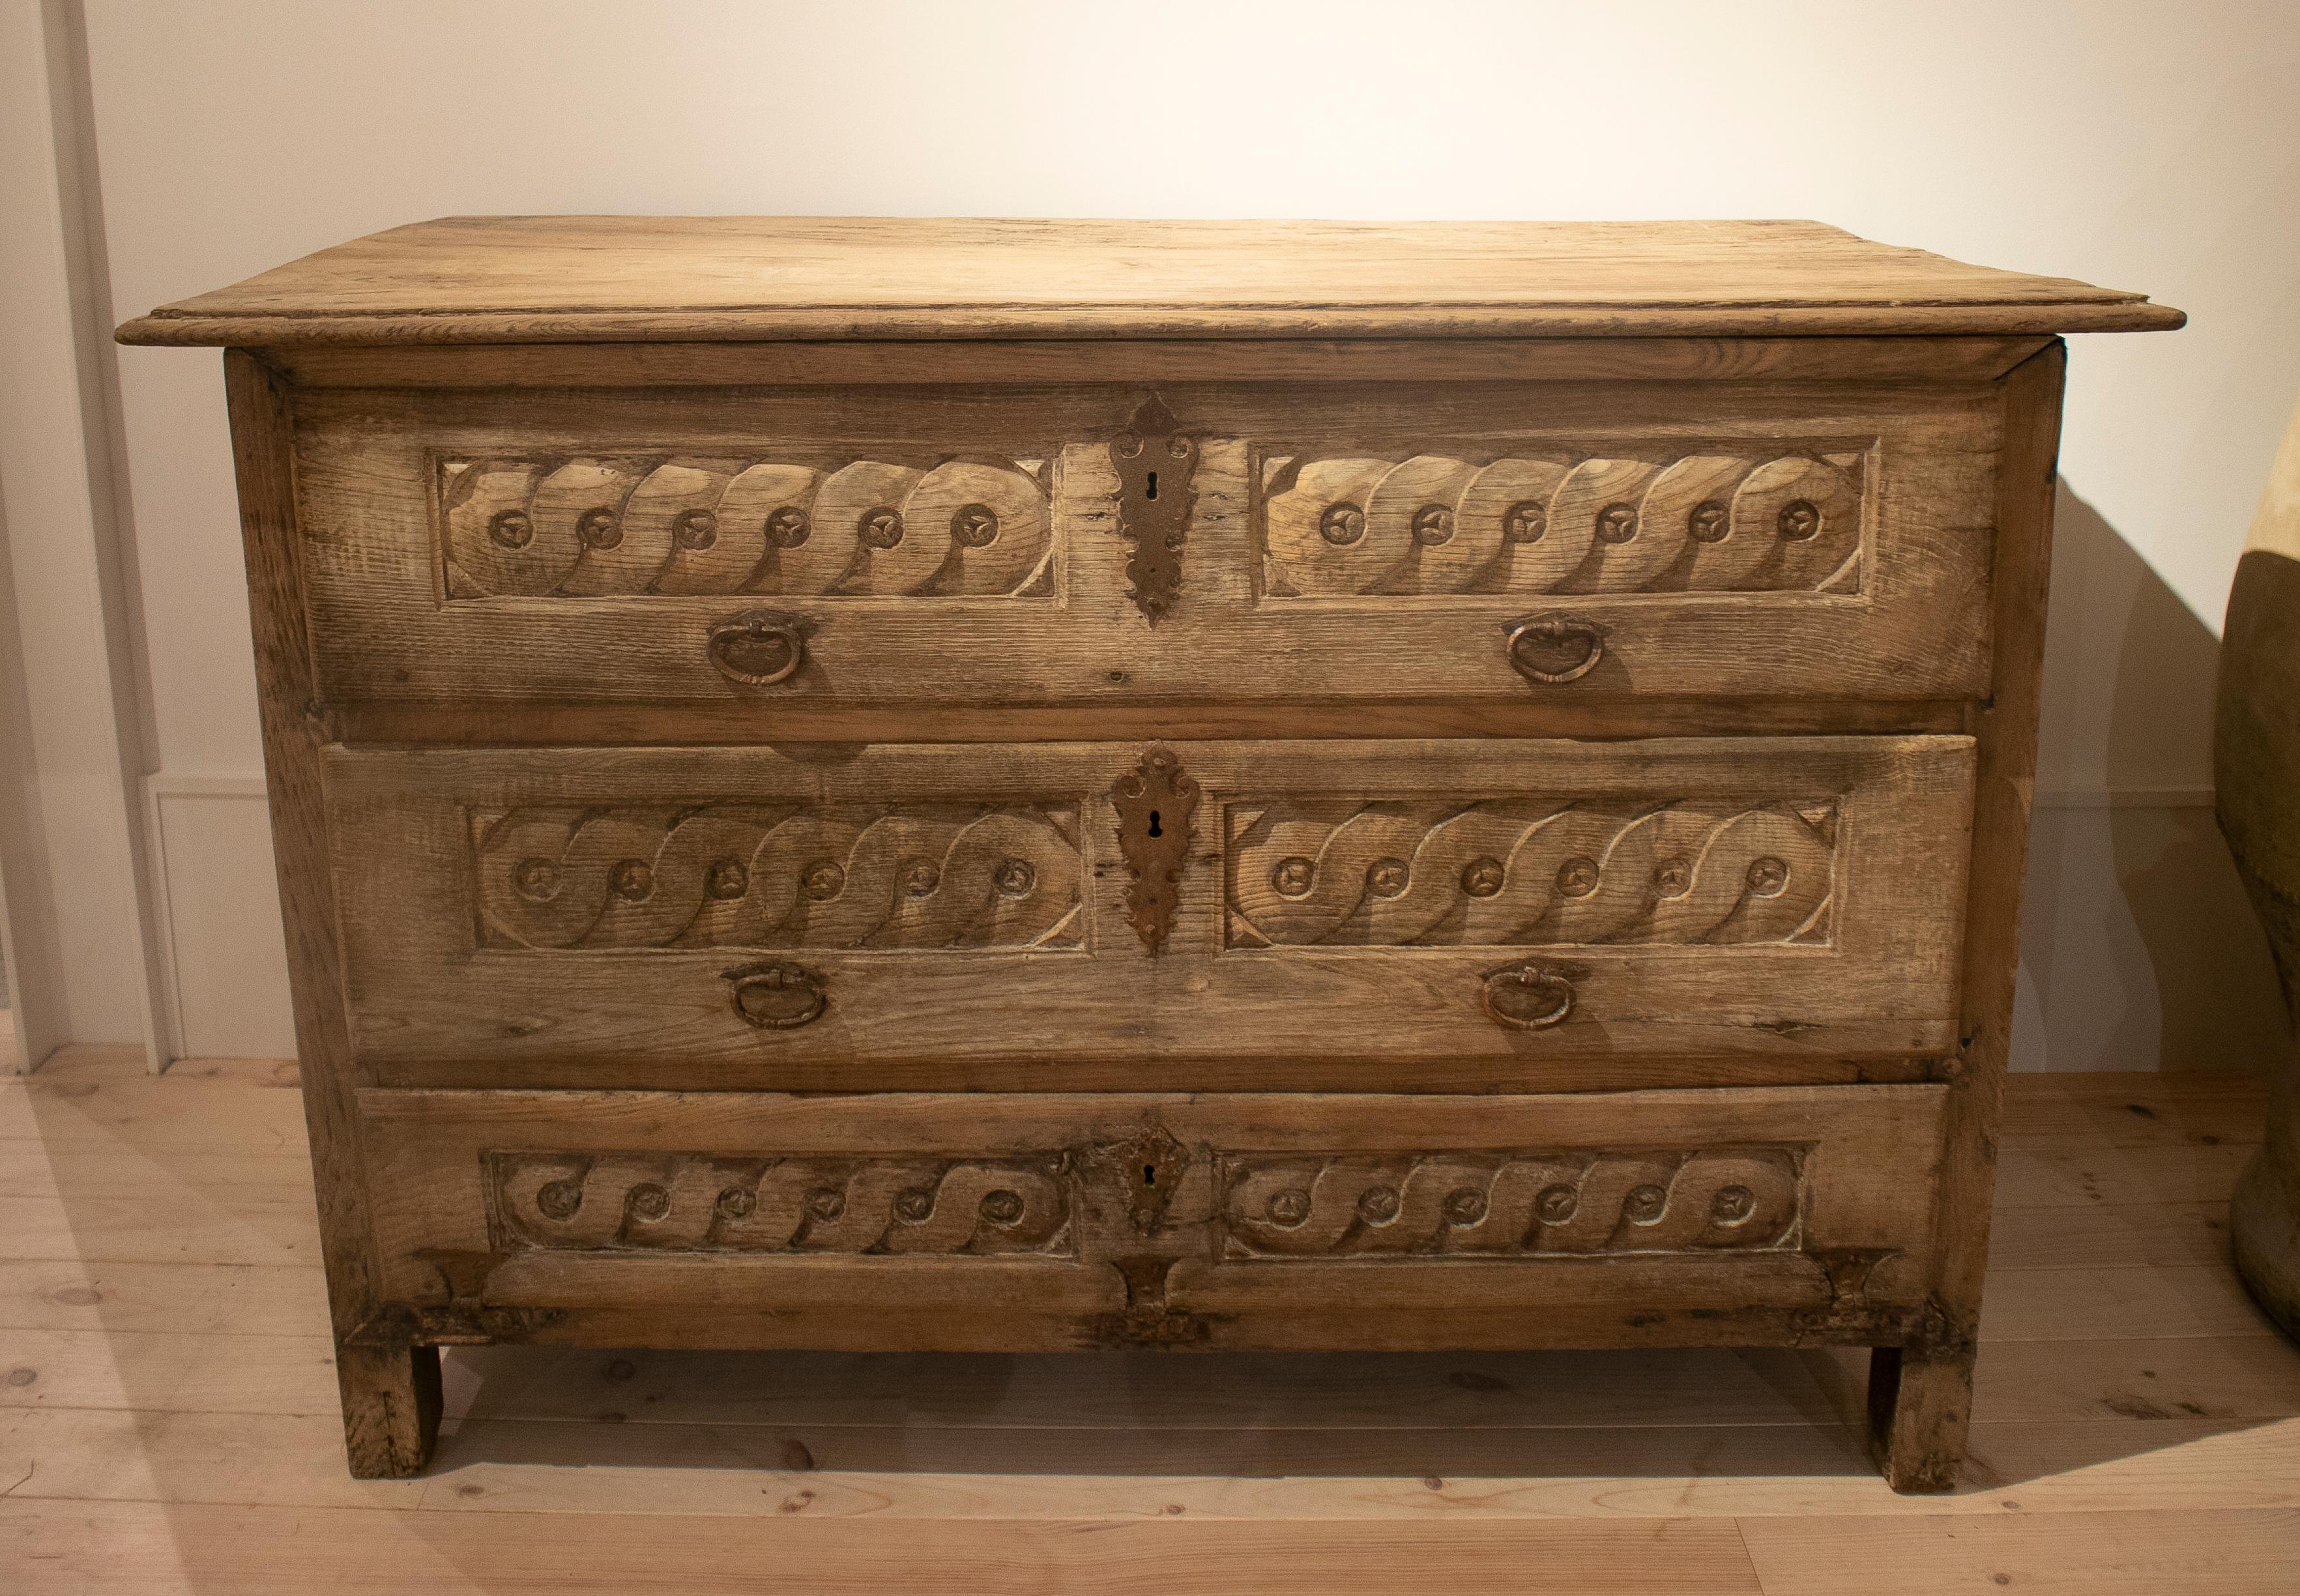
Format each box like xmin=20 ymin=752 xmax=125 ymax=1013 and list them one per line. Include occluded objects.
xmin=142 ymin=774 xmax=294 ymax=1061
xmin=2034 ymin=786 xmax=2215 ymax=810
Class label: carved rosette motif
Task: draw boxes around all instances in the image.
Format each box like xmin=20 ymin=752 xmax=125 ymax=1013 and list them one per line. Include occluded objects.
xmin=489 ymin=1153 xmax=1074 ymax=1256
xmin=1260 ymin=448 xmax=1865 ymax=597
xmin=1225 ymin=798 xmax=1837 ymax=949
xmin=477 ymin=1140 xmax=1805 ymax=1268
xmin=440 ymin=454 xmax=1055 ymax=599
xmin=474 ymin=802 xmax=1083 ymax=951
xmin=1220 ymin=1147 xmax=1804 ymax=1258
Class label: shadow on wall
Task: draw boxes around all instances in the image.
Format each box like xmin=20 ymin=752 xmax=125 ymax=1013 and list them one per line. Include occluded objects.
xmin=2014 ymin=483 xmax=2284 ymax=1073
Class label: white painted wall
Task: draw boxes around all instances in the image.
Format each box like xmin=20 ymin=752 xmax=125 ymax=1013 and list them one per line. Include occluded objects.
xmin=0 ymin=0 xmax=165 ymax=1066
xmin=10 ymin=0 xmax=2296 ymax=1064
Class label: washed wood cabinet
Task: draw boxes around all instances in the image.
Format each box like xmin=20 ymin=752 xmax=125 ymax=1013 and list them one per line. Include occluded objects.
xmin=119 ymin=218 xmax=2182 ymax=1490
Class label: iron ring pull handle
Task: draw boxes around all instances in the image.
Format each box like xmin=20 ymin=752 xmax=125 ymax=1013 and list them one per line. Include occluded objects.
xmin=706 ymin=611 xmax=807 ymax=687
xmin=723 ymin=961 xmax=827 ymax=1030
xmin=1481 ymin=964 xmax=1576 ymax=1030
xmin=1505 ymin=615 xmax=1606 ymax=686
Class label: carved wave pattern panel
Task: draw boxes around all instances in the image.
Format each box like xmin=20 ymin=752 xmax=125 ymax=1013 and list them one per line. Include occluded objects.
xmin=473 ymin=802 xmax=1084 ymax=951
xmin=1226 ymin=798 xmax=1837 ymax=950
xmin=1260 ymin=448 xmax=1865 ymax=598
xmin=488 ymin=1152 xmax=1073 ymax=1256
xmin=440 ymin=454 xmax=1055 ymax=599
xmin=1221 ymin=1147 xmax=1803 ymax=1258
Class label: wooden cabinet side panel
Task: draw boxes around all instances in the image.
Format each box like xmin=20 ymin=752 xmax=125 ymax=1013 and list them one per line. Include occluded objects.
xmin=226 ymin=351 xmax=437 ymax=1474
xmin=1867 ymin=340 xmax=2066 ymax=1492
xmin=224 ymin=351 xmax=374 ymax=1328
xmin=1934 ymin=343 xmax=2068 ymax=1321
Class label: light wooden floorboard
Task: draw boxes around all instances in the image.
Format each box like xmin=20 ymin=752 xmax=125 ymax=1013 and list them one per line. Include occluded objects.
xmin=0 ymin=1050 xmax=2292 ymax=1592
xmin=1738 ymin=1507 xmax=2300 ymax=1595
xmin=9 ymin=1406 xmax=2300 ymax=1522
xmin=0 ymin=1260 xmax=324 ymax=1335
xmin=0 ymin=1501 xmax=1767 ymax=1595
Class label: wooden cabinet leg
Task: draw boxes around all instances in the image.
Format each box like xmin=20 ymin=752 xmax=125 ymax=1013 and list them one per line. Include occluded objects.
xmin=1866 ymin=1342 xmax=1975 ymax=1492
xmin=336 ymin=1340 xmax=442 ymax=1478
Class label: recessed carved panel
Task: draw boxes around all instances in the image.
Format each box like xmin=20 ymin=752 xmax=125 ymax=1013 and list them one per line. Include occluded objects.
xmin=488 ymin=1152 xmax=1073 ymax=1256
xmin=1225 ymin=798 xmax=1837 ymax=949
xmin=474 ymin=802 xmax=1084 ymax=951
xmin=440 ymin=454 xmax=1054 ymax=599
xmin=1219 ymin=1146 xmax=1804 ymax=1258
xmin=1259 ymin=448 xmax=1865 ymax=598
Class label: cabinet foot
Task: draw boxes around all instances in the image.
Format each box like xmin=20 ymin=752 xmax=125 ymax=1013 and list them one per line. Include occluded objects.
xmin=336 ymin=1340 xmax=442 ymax=1479
xmin=1867 ymin=1342 xmax=1974 ymax=1492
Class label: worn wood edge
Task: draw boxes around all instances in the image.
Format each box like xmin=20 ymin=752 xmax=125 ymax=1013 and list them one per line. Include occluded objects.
xmin=330 ymin=699 xmax=1975 ymax=747
xmin=368 ymin=1053 xmax=1944 ymax=1097
xmin=116 ymin=300 xmax=2187 ymax=347
xmin=250 ymin=336 xmax=2058 ymax=389
xmin=350 ymin=1079 xmax=1951 ymax=1127
xmin=364 ymin=1303 xmax=1931 ymax=1357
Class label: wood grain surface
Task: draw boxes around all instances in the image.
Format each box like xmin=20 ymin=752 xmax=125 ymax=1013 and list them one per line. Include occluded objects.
xmin=113 ymin=217 xmax=2185 ymax=344
xmin=324 ymin=735 xmax=1974 ymax=1086
xmin=348 ymin=1081 xmax=1947 ymax=1354
xmin=287 ymin=377 xmax=2000 ymax=708
xmin=135 ymin=223 xmax=2182 ymax=1495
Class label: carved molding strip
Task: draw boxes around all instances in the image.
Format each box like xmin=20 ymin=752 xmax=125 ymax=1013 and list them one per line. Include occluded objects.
xmin=1220 ymin=1147 xmax=1804 ymax=1258
xmin=474 ymin=802 xmax=1084 ymax=951
xmin=1225 ymin=798 xmax=1837 ymax=950
xmin=488 ymin=1152 xmax=1074 ymax=1256
xmin=1260 ymin=448 xmax=1865 ymax=598
xmin=441 ymin=453 xmax=1055 ymax=600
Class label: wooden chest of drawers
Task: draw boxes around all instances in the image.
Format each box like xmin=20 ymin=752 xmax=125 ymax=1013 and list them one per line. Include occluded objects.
xmin=119 ymin=218 xmax=2181 ymax=1491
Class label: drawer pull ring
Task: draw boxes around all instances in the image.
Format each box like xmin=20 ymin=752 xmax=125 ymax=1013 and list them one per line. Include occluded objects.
xmin=1482 ymin=965 xmax=1575 ymax=1030
xmin=723 ymin=961 xmax=826 ymax=1030
xmin=706 ymin=611 xmax=807 ymax=687
xmin=1504 ymin=615 xmax=1605 ymax=686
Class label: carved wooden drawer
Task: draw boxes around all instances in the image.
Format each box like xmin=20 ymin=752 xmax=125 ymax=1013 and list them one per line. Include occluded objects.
xmin=286 ymin=379 xmax=1999 ymax=718
xmin=326 ymin=733 xmax=1975 ymax=1092
xmin=355 ymin=1081 xmax=1948 ymax=1353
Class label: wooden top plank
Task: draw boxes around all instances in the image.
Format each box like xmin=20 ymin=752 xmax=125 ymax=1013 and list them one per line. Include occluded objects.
xmin=115 ymin=216 xmax=2183 ymax=345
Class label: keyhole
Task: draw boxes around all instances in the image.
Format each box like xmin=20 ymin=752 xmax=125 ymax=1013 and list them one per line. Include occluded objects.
xmin=1143 ymin=1164 xmax=1157 ymax=1187
xmin=1146 ymin=471 xmax=1158 ymax=501
xmin=1147 ymin=809 xmax=1161 ymax=837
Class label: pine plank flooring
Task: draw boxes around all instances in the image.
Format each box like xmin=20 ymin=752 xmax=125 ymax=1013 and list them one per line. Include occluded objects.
xmin=3 ymin=1047 xmax=2294 ymax=1593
